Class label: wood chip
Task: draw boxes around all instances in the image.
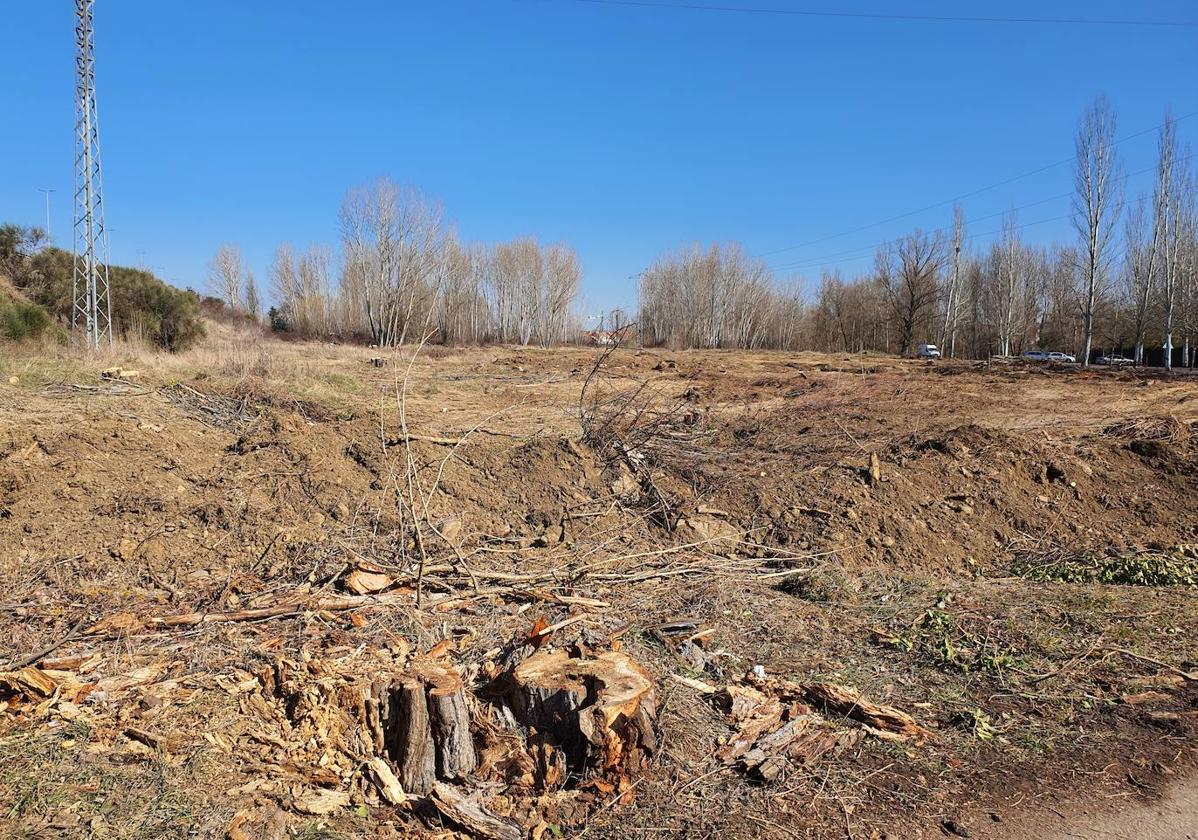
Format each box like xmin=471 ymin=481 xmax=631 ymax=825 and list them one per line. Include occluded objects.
xmin=367 ymin=757 xmax=411 ymax=805
xmin=293 ymin=788 xmax=350 ymax=816
xmin=803 ymin=682 xmax=931 ymax=741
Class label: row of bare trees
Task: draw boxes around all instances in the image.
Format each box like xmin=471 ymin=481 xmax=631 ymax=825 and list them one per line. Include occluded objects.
xmin=204 ymin=102 xmax=1193 ymax=362
xmin=210 ymin=177 xmax=582 ymax=347
xmin=638 ymin=243 xmax=805 ymax=349
xmin=638 ymin=99 xmax=1197 ymax=365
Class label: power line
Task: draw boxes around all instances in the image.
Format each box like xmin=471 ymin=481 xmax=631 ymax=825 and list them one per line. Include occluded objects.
xmin=570 ymin=0 xmax=1198 ymax=28
xmin=765 ymin=152 xmax=1196 ymax=274
xmin=759 ymin=109 xmax=1198 ymax=259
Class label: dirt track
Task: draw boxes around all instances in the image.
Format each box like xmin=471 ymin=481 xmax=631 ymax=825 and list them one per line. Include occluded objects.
xmin=992 ymin=778 xmax=1198 ymax=840
xmin=1 ymin=341 xmax=1196 ymax=838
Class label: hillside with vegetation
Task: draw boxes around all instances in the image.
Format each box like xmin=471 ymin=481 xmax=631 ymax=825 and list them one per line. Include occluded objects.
xmin=0 ymin=222 xmax=204 ymax=351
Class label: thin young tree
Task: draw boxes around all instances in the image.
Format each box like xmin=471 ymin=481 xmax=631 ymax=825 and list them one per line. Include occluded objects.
xmin=940 ymin=205 xmax=966 ymax=357
xmin=1123 ymin=196 xmax=1160 ymax=365
xmin=1071 ymin=96 xmax=1124 ymax=367
xmin=991 ymin=211 xmax=1026 ymax=357
xmin=1157 ymin=115 xmax=1189 ymax=370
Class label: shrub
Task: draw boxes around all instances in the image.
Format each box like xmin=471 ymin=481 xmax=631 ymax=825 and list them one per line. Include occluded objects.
xmin=0 ymin=294 xmax=58 ymax=341
xmin=16 ymin=245 xmax=204 ymax=352
xmin=1016 ymin=550 xmax=1197 ymax=587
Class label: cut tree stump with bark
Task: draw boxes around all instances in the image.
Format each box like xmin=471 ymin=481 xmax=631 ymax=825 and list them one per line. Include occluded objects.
xmin=383 ymin=659 xmax=478 ymax=794
xmin=273 ymin=655 xmax=477 ymax=797
xmin=498 ymin=648 xmax=658 ymax=788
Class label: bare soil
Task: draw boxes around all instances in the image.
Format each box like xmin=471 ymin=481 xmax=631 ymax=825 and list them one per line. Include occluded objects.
xmin=1 ymin=339 xmax=1196 ymax=839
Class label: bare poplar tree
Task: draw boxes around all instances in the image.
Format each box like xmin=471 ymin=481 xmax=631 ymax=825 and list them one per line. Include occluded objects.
xmin=542 ymin=245 xmax=581 ymax=347
xmin=1072 ymin=96 xmax=1123 ymax=367
xmin=991 ymin=211 xmax=1026 ymax=357
xmin=338 ymin=178 xmax=448 ymax=346
xmin=940 ymin=204 xmax=966 ymax=357
xmin=1123 ymin=196 xmax=1160 ymax=365
xmin=243 ymin=269 xmax=261 ymax=320
xmin=1157 ymin=115 xmax=1187 ymax=370
xmin=209 ymin=244 xmax=245 ymax=311
xmin=270 ymin=243 xmax=300 ymax=317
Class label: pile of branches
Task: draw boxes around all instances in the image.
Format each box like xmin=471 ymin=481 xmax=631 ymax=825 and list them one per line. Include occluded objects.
xmin=161 ymin=382 xmax=260 ymax=430
xmin=1103 ymin=414 xmax=1194 ymax=443
xmin=577 ymin=331 xmax=715 ymax=528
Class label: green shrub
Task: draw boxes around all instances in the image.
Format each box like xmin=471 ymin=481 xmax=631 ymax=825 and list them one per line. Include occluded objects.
xmin=15 ymin=245 xmax=204 ymax=352
xmin=0 ymin=295 xmax=57 ymax=341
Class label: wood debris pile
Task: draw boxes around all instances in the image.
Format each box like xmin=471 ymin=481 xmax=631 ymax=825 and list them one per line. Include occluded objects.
xmin=707 ymin=671 xmax=932 ymax=781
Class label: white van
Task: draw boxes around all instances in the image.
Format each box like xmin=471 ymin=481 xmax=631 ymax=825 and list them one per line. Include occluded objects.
xmin=916 ymin=343 xmax=941 ymax=359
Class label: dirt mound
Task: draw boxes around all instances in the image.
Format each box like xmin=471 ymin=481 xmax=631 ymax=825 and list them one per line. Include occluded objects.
xmin=2 ymin=347 xmax=1197 ymax=840
xmin=618 ymin=406 xmax=1198 ymax=574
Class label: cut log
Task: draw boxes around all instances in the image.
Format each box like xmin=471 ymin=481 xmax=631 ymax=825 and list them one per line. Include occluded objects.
xmin=503 ymin=648 xmax=656 ymax=785
xmin=802 ymin=682 xmax=931 ymax=740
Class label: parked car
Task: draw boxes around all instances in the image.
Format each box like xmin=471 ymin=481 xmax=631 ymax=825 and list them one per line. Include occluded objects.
xmin=1022 ymin=349 xmax=1047 ymax=362
xmin=915 ymin=343 xmax=941 ymax=359
xmin=1097 ymin=354 xmax=1135 ymax=366
xmin=1047 ymin=351 xmax=1076 ymax=363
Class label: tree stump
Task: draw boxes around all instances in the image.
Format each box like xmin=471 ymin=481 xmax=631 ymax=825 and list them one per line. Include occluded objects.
xmin=274 ymin=655 xmax=476 ymax=797
xmin=500 ymin=648 xmax=657 ymax=787
xmin=382 ymin=659 xmax=477 ymax=794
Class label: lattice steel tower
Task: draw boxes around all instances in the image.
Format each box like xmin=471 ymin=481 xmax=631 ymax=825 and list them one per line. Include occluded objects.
xmin=72 ymin=0 xmax=113 ymax=348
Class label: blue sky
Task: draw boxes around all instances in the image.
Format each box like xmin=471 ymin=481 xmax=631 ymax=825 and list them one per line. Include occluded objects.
xmin=2 ymin=1 xmax=1196 ymax=314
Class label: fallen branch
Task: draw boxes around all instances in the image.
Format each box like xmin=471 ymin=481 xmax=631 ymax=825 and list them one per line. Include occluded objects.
xmin=2 ymin=616 xmax=88 ymax=671
xmin=1105 ymin=648 xmax=1198 ymax=682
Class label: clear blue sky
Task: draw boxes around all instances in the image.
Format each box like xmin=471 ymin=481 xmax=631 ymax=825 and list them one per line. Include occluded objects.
xmin=2 ymin=1 xmax=1196 ymax=314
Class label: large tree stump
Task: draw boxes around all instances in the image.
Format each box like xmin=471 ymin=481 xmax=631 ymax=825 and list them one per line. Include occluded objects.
xmin=273 ymin=655 xmax=476 ymax=797
xmin=501 ymin=648 xmax=657 ymax=787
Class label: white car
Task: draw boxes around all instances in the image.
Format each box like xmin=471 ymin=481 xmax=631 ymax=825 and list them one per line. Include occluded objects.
xmin=1047 ymin=351 xmax=1076 ymax=363
xmin=1097 ymin=355 xmax=1134 ymax=366
xmin=916 ymin=343 xmax=941 ymax=359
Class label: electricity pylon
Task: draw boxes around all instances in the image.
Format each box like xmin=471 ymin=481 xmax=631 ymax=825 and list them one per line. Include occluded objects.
xmin=72 ymin=0 xmax=113 ymax=349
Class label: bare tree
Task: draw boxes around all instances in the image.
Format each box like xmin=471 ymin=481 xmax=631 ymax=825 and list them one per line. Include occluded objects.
xmin=1123 ymin=196 xmax=1160 ymax=365
xmin=243 ymin=269 xmax=261 ymax=321
xmin=209 ymin=244 xmax=245 ymax=311
xmin=990 ymin=211 xmax=1026 ymax=357
xmin=875 ymin=229 xmax=944 ymax=355
xmin=1157 ymin=115 xmax=1190 ymax=370
xmin=338 ymin=178 xmax=448 ymax=346
xmin=1072 ymin=96 xmax=1124 ymax=367
xmin=269 ymin=243 xmax=299 ymax=315
xmin=940 ymin=205 xmax=966 ymax=357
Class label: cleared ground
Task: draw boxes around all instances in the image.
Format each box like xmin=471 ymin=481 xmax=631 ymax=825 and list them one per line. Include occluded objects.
xmin=1 ymin=329 xmax=1196 ymax=839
